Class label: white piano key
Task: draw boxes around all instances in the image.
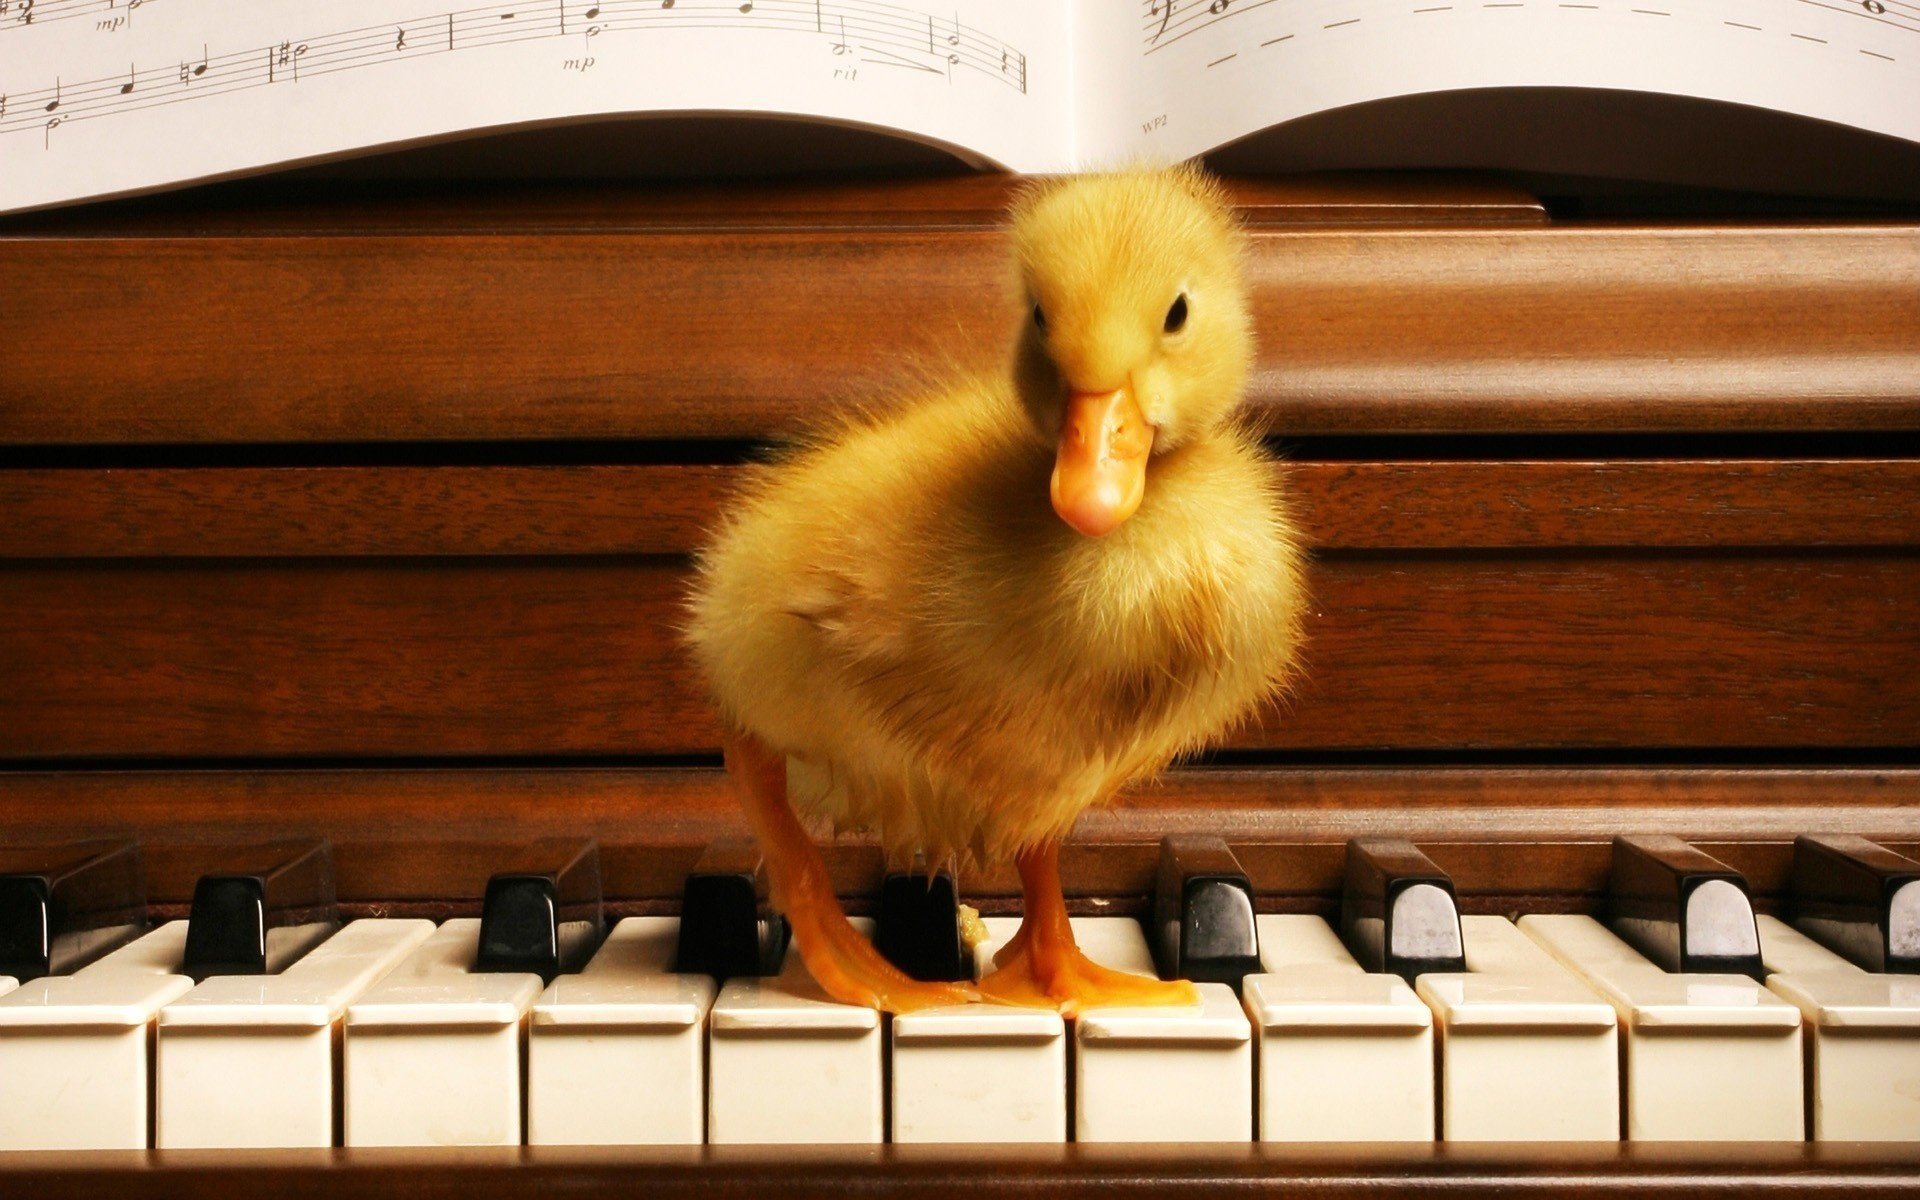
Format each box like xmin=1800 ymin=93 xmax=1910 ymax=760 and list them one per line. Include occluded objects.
xmin=1759 ymin=914 xmax=1920 ymax=1141
xmin=343 ymin=918 xmax=543 ymax=1147
xmin=1073 ymin=916 xmax=1252 ymax=1144
xmin=1415 ymin=916 xmax=1619 ymax=1141
xmin=1243 ymin=914 xmax=1434 ymax=1142
xmin=1521 ymin=913 xmax=1803 ymax=1141
xmin=707 ymin=918 xmax=883 ymax=1145
xmin=155 ymin=918 xmax=435 ymax=1149
xmin=528 ymin=916 xmax=716 ymax=1146
xmin=0 ymin=921 xmax=193 ymax=1150
xmin=889 ymin=915 xmax=1066 ymax=1144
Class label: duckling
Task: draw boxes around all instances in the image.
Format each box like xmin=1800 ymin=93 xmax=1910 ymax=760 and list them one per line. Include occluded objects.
xmin=685 ymin=164 xmax=1307 ymax=1014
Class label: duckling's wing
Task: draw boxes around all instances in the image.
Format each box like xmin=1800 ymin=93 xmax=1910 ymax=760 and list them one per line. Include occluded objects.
xmin=782 ymin=561 xmax=908 ymax=669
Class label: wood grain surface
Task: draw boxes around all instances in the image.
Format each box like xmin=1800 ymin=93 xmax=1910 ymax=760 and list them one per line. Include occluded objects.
xmin=0 ymin=765 xmax=1912 ymax=905
xmin=0 ymin=1140 xmax=1914 ymax=1199
xmin=3 ymin=550 xmax=1912 ymax=758
xmin=3 ymin=203 xmax=1916 ymax=443
xmin=7 ymin=459 xmax=1920 ymax=557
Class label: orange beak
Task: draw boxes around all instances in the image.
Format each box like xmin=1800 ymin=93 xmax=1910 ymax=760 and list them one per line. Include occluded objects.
xmin=1050 ymin=387 xmax=1153 ymax=537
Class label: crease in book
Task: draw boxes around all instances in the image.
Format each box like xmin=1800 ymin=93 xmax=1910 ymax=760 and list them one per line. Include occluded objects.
xmin=2 ymin=0 xmax=1920 ymax=1196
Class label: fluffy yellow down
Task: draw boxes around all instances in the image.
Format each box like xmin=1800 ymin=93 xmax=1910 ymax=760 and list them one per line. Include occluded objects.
xmin=685 ymin=165 xmax=1307 ymax=870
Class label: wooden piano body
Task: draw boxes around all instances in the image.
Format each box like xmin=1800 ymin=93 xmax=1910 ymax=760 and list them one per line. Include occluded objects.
xmin=1 ymin=174 xmax=1918 ymax=1194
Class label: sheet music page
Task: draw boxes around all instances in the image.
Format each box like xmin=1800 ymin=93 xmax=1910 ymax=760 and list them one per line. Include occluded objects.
xmin=1073 ymin=0 xmax=1920 ymax=167
xmin=0 ymin=0 xmax=1069 ymax=213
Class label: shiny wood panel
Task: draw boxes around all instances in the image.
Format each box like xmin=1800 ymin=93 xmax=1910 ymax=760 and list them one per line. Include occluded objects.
xmin=6 ymin=460 xmax=1920 ymax=557
xmin=3 ymin=186 xmax=1916 ymax=443
xmin=2 ymin=1143 xmax=1919 ymax=1200
xmin=1 ymin=765 xmax=1913 ymax=905
xmin=4 ymin=551 xmax=1913 ymax=757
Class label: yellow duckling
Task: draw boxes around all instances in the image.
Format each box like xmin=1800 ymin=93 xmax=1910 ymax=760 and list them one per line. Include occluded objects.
xmin=685 ymin=164 xmax=1307 ymax=1014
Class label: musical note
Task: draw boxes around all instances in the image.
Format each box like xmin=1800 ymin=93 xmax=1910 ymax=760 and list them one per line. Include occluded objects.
xmin=0 ymin=0 xmax=1033 ymax=149
xmin=273 ymin=40 xmax=309 ymax=83
xmin=1208 ymin=0 xmax=1230 ymax=14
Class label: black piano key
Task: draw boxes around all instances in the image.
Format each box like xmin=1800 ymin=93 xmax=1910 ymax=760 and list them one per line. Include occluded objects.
xmin=1609 ymin=835 xmax=1764 ymax=980
xmin=0 ymin=840 xmax=145 ymax=982
xmin=1340 ymin=838 xmax=1466 ymax=982
xmin=1150 ymin=835 xmax=1261 ymax=986
xmin=873 ymin=870 xmax=971 ymax=982
xmin=675 ymin=837 xmax=790 ymax=979
xmin=1791 ymin=833 xmax=1920 ymax=975
xmin=181 ymin=840 xmax=338 ymax=982
xmin=474 ymin=839 xmax=604 ymax=983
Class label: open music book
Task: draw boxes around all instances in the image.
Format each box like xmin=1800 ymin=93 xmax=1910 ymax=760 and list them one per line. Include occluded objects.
xmin=3 ymin=0 xmax=1917 ymax=213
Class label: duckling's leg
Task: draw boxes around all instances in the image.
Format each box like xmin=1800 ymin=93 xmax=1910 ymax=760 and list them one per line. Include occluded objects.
xmin=977 ymin=840 xmax=1199 ymax=1015
xmin=723 ymin=729 xmax=980 ymax=1014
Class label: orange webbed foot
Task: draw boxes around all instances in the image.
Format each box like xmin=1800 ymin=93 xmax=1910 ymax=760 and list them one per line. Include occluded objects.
xmin=723 ymin=728 xmax=979 ymax=1015
xmin=977 ymin=930 xmax=1198 ymax=1016
xmin=977 ymin=839 xmax=1199 ymax=1016
xmin=787 ymin=894 xmax=980 ymax=1014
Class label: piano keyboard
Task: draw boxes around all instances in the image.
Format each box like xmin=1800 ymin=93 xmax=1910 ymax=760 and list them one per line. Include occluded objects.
xmin=0 ymin=833 xmax=1914 ymax=1150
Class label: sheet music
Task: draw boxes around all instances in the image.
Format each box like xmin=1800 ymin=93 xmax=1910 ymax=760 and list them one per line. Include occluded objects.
xmin=0 ymin=0 xmax=1066 ymax=212
xmin=1075 ymin=0 xmax=1919 ymax=167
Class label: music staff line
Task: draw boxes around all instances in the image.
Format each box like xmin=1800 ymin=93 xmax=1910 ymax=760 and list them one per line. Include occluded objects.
xmin=1140 ymin=0 xmax=1918 ymax=54
xmin=1 ymin=0 xmax=1028 ymax=140
xmin=1195 ymin=0 xmax=1905 ymax=64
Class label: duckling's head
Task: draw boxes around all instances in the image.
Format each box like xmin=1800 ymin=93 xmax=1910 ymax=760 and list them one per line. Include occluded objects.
xmin=1010 ymin=164 xmax=1253 ymax=537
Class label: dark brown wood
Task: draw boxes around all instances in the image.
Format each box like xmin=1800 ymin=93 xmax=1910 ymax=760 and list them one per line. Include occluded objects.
xmin=2 ymin=189 xmax=1915 ymax=444
xmin=1291 ymin=460 xmax=1920 ymax=551
xmin=8 ymin=459 xmax=1920 ymax=559
xmin=0 ymin=1142 xmax=1915 ymax=1200
xmin=0 ymin=765 xmax=1912 ymax=907
xmin=3 ymin=551 xmax=1912 ymax=757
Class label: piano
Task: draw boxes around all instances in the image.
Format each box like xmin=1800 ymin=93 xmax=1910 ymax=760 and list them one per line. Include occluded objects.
xmin=1 ymin=172 xmax=1917 ymax=1195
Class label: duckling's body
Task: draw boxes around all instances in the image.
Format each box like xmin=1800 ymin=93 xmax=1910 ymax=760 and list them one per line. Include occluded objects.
xmin=690 ymin=384 xmax=1302 ymax=868
xmin=685 ymin=166 xmax=1307 ymax=1014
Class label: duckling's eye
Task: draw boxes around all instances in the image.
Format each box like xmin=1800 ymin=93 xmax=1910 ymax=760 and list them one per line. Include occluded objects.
xmin=1032 ymin=303 xmax=1047 ymax=333
xmin=1164 ymin=294 xmax=1189 ymax=334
